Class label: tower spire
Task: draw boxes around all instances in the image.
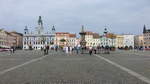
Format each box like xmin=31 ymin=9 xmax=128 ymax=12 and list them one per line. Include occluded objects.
xmin=24 ymin=26 xmax=29 ymax=34
xmin=52 ymin=25 xmax=55 ymax=31
xmin=104 ymin=26 xmax=108 ymax=34
xmin=143 ymin=24 xmax=146 ymax=33
xmin=36 ymin=16 xmax=44 ymax=34
xmin=38 ymin=16 xmax=43 ymax=26
xmin=81 ymin=25 xmax=85 ymax=32
xmin=51 ymin=25 xmax=56 ymax=34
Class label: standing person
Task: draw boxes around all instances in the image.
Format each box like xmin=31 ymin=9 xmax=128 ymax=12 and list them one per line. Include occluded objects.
xmin=46 ymin=46 xmax=49 ymax=55
xmin=65 ymin=46 xmax=69 ymax=54
xmin=89 ymin=46 xmax=93 ymax=55
xmin=55 ymin=45 xmax=58 ymax=52
xmin=94 ymin=47 xmax=97 ymax=54
xmin=76 ymin=45 xmax=80 ymax=54
xmin=69 ymin=46 xmax=72 ymax=54
xmin=12 ymin=46 xmax=15 ymax=53
xmin=75 ymin=46 xmax=78 ymax=54
xmin=10 ymin=47 xmax=13 ymax=54
xmin=43 ymin=46 xmax=46 ymax=55
xmin=63 ymin=46 xmax=65 ymax=52
xmin=41 ymin=47 xmax=43 ymax=51
xmin=68 ymin=46 xmax=70 ymax=54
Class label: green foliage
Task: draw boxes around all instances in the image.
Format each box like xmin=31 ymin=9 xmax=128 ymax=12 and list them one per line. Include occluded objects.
xmin=60 ymin=39 xmax=66 ymax=42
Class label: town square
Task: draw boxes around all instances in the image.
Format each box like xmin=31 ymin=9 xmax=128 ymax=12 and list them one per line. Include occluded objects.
xmin=0 ymin=15 xmax=150 ymax=84
xmin=0 ymin=0 xmax=150 ymax=84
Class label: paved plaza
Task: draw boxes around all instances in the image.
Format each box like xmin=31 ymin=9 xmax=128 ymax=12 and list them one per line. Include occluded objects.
xmin=0 ymin=50 xmax=150 ymax=84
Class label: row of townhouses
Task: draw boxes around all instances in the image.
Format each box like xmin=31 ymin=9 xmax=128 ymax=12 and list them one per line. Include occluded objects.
xmin=0 ymin=29 xmax=23 ymax=49
xmin=0 ymin=16 xmax=149 ymax=50
xmin=22 ymin=16 xmax=150 ymax=50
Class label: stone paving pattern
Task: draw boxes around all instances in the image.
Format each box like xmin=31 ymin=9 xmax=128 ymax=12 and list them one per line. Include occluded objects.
xmin=0 ymin=50 xmax=149 ymax=84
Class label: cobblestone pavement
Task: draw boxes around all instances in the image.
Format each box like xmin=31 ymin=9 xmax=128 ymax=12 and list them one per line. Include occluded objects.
xmin=101 ymin=50 xmax=150 ymax=79
xmin=0 ymin=50 xmax=149 ymax=84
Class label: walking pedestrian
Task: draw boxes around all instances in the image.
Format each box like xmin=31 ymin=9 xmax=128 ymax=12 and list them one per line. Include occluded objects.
xmin=55 ymin=45 xmax=58 ymax=52
xmin=65 ymin=46 xmax=69 ymax=53
xmin=69 ymin=46 xmax=72 ymax=54
xmin=94 ymin=47 xmax=97 ymax=54
xmin=10 ymin=48 xmax=13 ymax=54
xmin=43 ymin=46 xmax=46 ymax=55
xmin=89 ymin=46 xmax=93 ymax=55
xmin=12 ymin=46 xmax=15 ymax=53
xmin=46 ymin=46 xmax=49 ymax=55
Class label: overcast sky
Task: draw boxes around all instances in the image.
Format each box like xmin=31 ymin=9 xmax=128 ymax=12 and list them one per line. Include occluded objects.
xmin=0 ymin=0 xmax=150 ymax=35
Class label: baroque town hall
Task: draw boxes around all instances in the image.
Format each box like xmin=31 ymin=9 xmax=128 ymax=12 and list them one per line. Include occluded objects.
xmin=23 ymin=16 xmax=55 ymax=50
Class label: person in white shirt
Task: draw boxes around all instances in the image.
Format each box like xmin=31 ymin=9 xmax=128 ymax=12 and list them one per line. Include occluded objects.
xmin=69 ymin=46 xmax=72 ymax=54
xmin=65 ymin=46 xmax=69 ymax=53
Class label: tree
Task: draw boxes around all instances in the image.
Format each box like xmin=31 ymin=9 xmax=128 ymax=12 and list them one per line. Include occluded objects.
xmin=60 ymin=39 xmax=66 ymax=47
xmin=60 ymin=39 xmax=66 ymax=42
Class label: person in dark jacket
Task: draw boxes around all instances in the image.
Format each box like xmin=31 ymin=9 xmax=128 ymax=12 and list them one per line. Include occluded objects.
xmin=89 ymin=46 xmax=93 ymax=55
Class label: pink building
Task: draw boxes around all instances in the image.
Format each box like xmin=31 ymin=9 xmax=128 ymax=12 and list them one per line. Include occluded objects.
xmin=0 ymin=29 xmax=16 ymax=48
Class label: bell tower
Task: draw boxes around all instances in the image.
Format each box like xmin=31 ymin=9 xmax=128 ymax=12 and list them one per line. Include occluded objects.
xmin=143 ymin=25 xmax=146 ymax=33
xmin=36 ymin=16 xmax=44 ymax=34
xmin=51 ymin=25 xmax=56 ymax=34
xmin=24 ymin=26 xmax=29 ymax=34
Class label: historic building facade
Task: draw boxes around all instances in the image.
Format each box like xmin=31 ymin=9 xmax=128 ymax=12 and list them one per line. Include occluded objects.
xmin=123 ymin=35 xmax=134 ymax=48
xmin=9 ymin=32 xmax=23 ymax=49
xmin=99 ymin=28 xmax=116 ymax=47
xmin=0 ymin=29 xmax=16 ymax=48
xmin=134 ymin=35 xmax=144 ymax=49
xmin=23 ymin=16 xmax=55 ymax=50
xmin=100 ymin=34 xmax=116 ymax=47
xmin=85 ymin=31 xmax=100 ymax=47
xmin=143 ymin=25 xmax=150 ymax=50
xmin=115 ymin=35 xmax=124 ymax=48
xmin=54 ymin=32 xmax=76 ymax=47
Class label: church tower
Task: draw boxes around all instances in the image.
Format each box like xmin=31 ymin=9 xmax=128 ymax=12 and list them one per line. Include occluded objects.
xmin=51 ymin=25 xmax=56 ymax=34
xmin=36 ymin=16 xmax=44 ymax=34
xmin=24 ymin=26 xmax=29 ymax=34
xmin=143 ymin=25 xmax=146 ymax=33
xmin=104 ymin=28 xmax=108 ymax=35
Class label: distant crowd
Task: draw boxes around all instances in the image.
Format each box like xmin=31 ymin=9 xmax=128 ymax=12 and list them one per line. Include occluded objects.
xmin=40 ymin=45 xmax=112 ymax=56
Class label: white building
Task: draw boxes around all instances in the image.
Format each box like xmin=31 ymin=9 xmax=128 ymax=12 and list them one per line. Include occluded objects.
xmin=123 ymin=35 xmax=134 ymax=48
xmin=84 ymin=31 xmax=100 ymax=47
xmin=23 ymin=16 xmax=55 ymax=50
xmin=99 ymin=28 xmax=116 ymax=47
xmin=99 ymin=35 xmax=116 ymax=47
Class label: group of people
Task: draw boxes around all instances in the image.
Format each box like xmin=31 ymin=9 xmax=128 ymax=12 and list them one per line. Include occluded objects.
xmin=10 ymin=46 xmax=15 ymax=54
xmin=41 ymin=46 xmax=49 ymax=55
xmin=63 ymin=46 xmax=73 ymax=54
xmin=41 ymin=45 xmax=110 ymax=55
xmin=63 ymin=45 xmax=81 ymax=54
xmin=62 ymin=45 xmax=98 ymax=55
xmin=42 ymin=45 xmax=59 ymax=55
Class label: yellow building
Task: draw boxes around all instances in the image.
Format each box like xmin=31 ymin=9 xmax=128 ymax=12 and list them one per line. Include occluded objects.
xmin=134 ymin=35 xmax=144 ymax=49
xmin=115 ymin=35 xmax=124 ymax=48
